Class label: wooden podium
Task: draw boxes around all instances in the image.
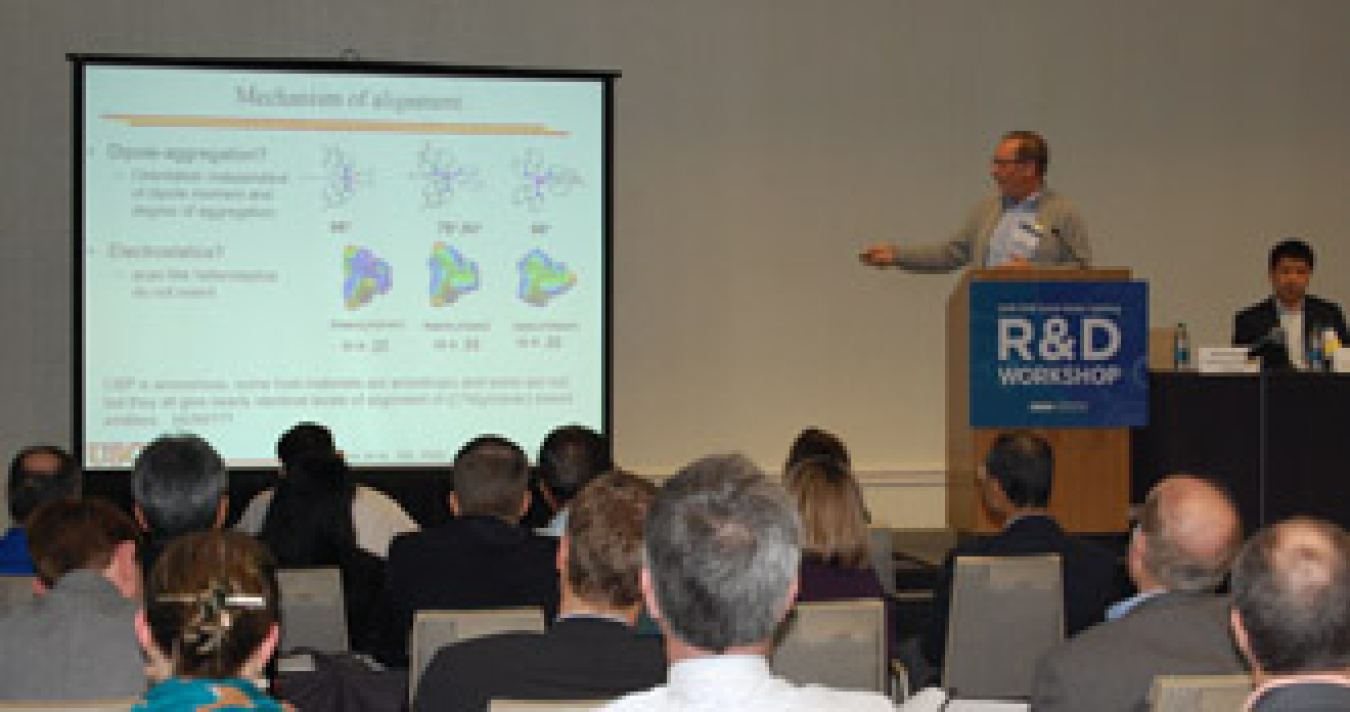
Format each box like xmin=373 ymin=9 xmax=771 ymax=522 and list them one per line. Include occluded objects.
xmin=946 ymin=268 xmax=1132 ymax=534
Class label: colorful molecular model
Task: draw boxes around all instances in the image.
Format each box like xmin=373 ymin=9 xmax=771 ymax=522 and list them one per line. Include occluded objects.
xmin=512 ymin=150 xmax=583 ymax=212
xmin=517 ymin=248 xmax=576 ymax=307
xmin=342 ymin=246 xmax=392 ymax=309
xmin=428 ymin=242 xmax=480 ymax=306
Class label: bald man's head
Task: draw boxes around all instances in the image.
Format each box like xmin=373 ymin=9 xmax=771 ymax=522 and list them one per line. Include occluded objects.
xmin=1232 ymin=517 xmax=1350 ymax=675
xmin=1133 ymin=475 xmax=1242 ymax=592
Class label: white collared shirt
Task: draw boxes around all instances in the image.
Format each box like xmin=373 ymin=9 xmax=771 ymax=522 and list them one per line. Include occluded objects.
xmin=602 ymin=654 xmax=895 ymax=711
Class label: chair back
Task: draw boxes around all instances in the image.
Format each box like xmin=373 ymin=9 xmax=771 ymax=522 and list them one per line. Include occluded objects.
xmin=942 ymin=554 xmax=1063 ymax=700
xmin=0 ymin=700 xmax=136 ymax=711
xmin=0 ymin=575 xmax=36 ymax=608
xmin=409 ymin=607 xmax=546 ymax=700
xmin=277 ymin=567 xmax=348 ymax=653
xmin=1149 ymin=673 xmax=1253 ymax=712
xmin=771 ymin=599 xmax=888 ymax=693
xmin=868 ymin=528 xmax=897 ymax=596
xmin=489 ymin=701 xmax=607 ymax=711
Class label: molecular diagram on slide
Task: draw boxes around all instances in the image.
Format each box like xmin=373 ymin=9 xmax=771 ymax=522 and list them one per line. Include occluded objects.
xmin=517 ymin=248 xmax=576 ymax=307
xmin=428 ymin=242 xmax=481 ymax=306
xmin=323 ymin=147 xmax=372 ymax=209
xmin=413 ymin=143 xmax=484 ymax=209
xmin=512 ymin=150 xmax=583 ymax=212
xmin=343 ymin=246 xmax=392 ymax=309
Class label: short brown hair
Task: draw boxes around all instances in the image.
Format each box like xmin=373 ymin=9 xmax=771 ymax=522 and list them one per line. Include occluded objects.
xmin=1004 ymin=130 xmax=1049 ymax=176
xmin=452 ymin=447 xmax=530 ymax=521
xmin=144 ymin=531 xmax=278 ymax=680
xmin=564 ymin=470 xmax=656 ymax=608
xmin=785 ymin=458 xmax=871 ymax=569
xmin=26 ymin=497 xmax=139 ymax=587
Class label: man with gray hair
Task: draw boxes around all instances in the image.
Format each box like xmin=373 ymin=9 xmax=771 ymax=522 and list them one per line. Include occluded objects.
xmin=1231 ymin=517 xmax=1350 ymax=710
xmin=1032 ymin=475 xmax=1245 ymax=711
xmin=131 ymin=433 xmax=228 ymax=575
xmin=603 ymin=454 xmax=894 ymax=711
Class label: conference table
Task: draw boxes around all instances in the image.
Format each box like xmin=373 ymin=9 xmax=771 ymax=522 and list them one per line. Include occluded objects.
xmin=1131 ymin=371 xmax=1350 ymax=534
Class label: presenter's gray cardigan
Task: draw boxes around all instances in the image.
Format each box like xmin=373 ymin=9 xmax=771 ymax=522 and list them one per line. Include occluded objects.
xmin=887 ymin=189 xmax=1091 ymax=272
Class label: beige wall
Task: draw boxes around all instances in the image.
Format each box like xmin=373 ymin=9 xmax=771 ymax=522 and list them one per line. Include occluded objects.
xmin=4 ymin=1 xmax=1350 ymax=530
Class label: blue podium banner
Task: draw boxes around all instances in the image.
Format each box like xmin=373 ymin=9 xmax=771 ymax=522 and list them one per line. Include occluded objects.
xmin=970 ymin=280 xmax=1149 ymax=428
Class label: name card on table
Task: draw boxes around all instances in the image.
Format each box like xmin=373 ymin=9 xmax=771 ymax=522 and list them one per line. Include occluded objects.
xmin=1198 ymin=347 xmax=1260 ymax=374
xmin=1334 ymin=350 xmax=1350 ymax=374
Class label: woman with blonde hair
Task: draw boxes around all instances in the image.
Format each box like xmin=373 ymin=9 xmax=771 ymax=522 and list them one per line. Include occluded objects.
xmin=784 ymin=455 xmax=886 ymax=600
xmin=134 ymin=530 xmax=289 ymax=711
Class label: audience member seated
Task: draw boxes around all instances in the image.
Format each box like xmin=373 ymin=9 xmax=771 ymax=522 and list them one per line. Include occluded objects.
xmin=785 ymin=456 xmax=886 ymax=602
xmin=135 ymin=530 xmax=286 ymax=711
xmin=132 ymin=434 xmax=230 ymax=576
xmin=237 ymin=422 xmax=417 ymax=558
xmin=530 ymin=424 xmax=613 ymax=537
xmin=603 ymin=454 xmax=894 ymax=711
xmin=256 ymin=453 xmax=384 ymax=653
xmin=920 ymin=430 xmax=1120 ymax=674
xmin=375 ymin=435 xmax=560 ymax=667
xmin=784 ymin=427 xmax=850 ymax=472
xmin=413 ymin=470 xmax=663 ymax=711
xmin=0 ymin=497 xmax=146 ymax=700
xmin=1 ymin=445 xmax=79 ymax=574
xmin=1231 ymin=517 xmax=1350 ymax=710
xmin=785 ymin=454 xmax=900 ymax=664
xmin=1032 ymin=474 xmax=1245 ymax=711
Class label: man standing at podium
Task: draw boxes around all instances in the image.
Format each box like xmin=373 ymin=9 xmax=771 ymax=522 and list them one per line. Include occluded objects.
xmin=1233 ymin=239 xmax=1349 ymax=371
xmin=860 ymin=130 xmax=1091 ymax=272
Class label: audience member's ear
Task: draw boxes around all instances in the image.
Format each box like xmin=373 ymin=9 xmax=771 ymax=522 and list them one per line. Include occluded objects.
xmin=447 ymin=492 xmax=461 ymax=517
xmin=106 ymin=539 xmax=142 ymax=601
xmin=133 ymin=504 xmax=150 ymax=532
xmin=556 ymin=534 xmax=570 ymax=574
xmin=213 ymin=496 xmax=230 ymax=529
xmin=639 ymin=567 xmax=663 ymax=623
xmin=978 ymin=474 xmax=1013 ymax=522
xmin=518 ymin=490 xmax=532 ymax=519
xmin=778 ymin=576 xmax=801 ymax=622
xmin=241 ymin=623 xmax=281 ymax=682
xmin=135 ymin=609 xmax=171 ymax=683
xmin=1229 ymin=608 xmax=1257 ymax=671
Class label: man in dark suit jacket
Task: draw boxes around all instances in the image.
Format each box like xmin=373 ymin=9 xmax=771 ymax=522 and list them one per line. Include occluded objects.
xmin=1233 ymin=239 xmax=1349 ymax=371
xmin=413 ymin=470 xmax=664 ymax=711
xmin=1033 ymin=475 xmax=1246 ymax=711
xmin=921 ymin=431 xmax=1122 ymax=672
xmin=1232 ymin=517 xmax=1350 ymax=711
xmin=375 ymin=436 xmax=560 ymax=667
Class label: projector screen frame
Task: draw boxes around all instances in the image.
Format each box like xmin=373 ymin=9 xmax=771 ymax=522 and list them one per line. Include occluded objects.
xmin=72 ymin=53 xmax=617 ymax=473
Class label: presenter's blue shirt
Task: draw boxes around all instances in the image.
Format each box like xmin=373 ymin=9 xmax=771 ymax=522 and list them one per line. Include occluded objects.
xmin=985 ymin=194 xmax=1042 ymax=267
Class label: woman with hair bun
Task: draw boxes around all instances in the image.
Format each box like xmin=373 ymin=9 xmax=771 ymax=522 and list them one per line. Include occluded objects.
xmin=134 ymin=530 xmax=289 ymax=711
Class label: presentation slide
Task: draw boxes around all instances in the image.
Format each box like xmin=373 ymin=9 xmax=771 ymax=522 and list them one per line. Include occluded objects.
xmin=78 ymin=58 xmax=611 ymax=469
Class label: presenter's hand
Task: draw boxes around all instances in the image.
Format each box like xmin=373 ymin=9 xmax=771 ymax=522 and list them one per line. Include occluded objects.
xmin=859 ymin=244 xmax=897 ymax=268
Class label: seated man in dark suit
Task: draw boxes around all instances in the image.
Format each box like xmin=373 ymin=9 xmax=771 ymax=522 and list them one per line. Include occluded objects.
xmin=921 ymin=430 xmax=1121 ymax=673
xmin=1232 ymin=517 xmax=1350 ymax=710
xmin=413 ymin=470 xmax=664 ymax=711
xmin=376 ymin=435 xmax=560 ymax=667
xmin=1033 ymin=474 xmax=1245 ymax=711
xmin=1233 ymin=238 xmax=1349 ymax=370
